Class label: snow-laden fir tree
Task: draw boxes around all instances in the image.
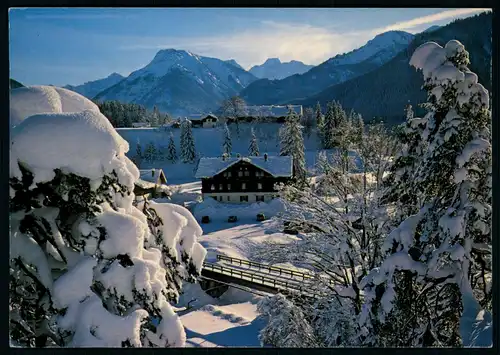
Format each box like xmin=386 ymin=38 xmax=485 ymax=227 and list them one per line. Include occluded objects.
xmin=180 ymin=118 xmax=196 ymax=163
xmin=279 ymin=106 xmax=307 ymax=185
xmin=144 ymin=141 xmax=157 ymax=163
xmin=166 ymin=132 xmax=178 ymax=163
xmin=9 ymin=91 xmax=206 ymax=347
xmin=332 ymin=101 xmax=348 ymax=148
xmin=222 ymin=122 xmax=232 ymax=156
xmin=302 ymin=107 xmax=315 ymax=138
xmin=321 ymin=101 xmax=336 ymax=149
xmin=360 ymin=40 xmax=492 ymax=347
xmin=248 ymin=127 xmax=260 ymax=156
xmin=155 ymin=143 xmax=165 ymax=161
xmin=382 ymin=103 xmax=428 ymax=221
xmin=133 ymin=140 xmax=142 ymax=168
xmin=315 ymin=101 xmax=323 ymax=127
xmin=351 ymin=113 xmax=364 ymax=147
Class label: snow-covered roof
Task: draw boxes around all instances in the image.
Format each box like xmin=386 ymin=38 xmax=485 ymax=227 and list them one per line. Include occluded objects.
xmin=189 ymin=113 xmax=217 ymax=121
xmin=195 ymin=156 xmax=293 ymax=179
xmin=139 ymin=169 xmax=166 ymax=183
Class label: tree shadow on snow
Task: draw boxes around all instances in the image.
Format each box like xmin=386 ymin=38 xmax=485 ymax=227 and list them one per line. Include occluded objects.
xmin=184 ymin=317 xmax=267 ymax=347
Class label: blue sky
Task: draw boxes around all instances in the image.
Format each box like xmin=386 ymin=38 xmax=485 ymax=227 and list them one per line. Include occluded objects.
xmin=9 ymin=8 xmax=490 ymax=86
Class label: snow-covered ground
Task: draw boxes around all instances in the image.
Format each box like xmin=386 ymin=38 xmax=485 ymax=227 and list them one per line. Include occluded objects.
xmin=116 ymin=124 xmax=362 ymax=185
xmin=162 ymin=187 xmax=303 ymax=347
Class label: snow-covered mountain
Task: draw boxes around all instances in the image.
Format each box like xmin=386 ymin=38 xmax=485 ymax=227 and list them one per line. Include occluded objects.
xmin=249 ymin=58 xmax=314 ymax=80
xmin=325 ymin=30 xmax=415 ymax=66
xmin=240 ymin=30 xmax=415 ymax=105
xmin=94 ymin=49 xmax=257 ymax=115
xmin=225 ymin=59 xmax=245 ymax=70
xmin=295 ymin=12 xmax=492 ymax=125
xmin=422 ymin=25 xmax=441 ymax=33
xmin=64 ymin=73 xmax=125 ymax=99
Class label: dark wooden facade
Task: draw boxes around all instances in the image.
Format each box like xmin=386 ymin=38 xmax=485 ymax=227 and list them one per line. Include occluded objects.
xmin=200 ymin=160 xmax=291 ymax=195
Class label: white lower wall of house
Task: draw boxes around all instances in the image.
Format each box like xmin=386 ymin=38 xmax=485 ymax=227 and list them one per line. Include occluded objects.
xmin=203 ymin=191 xmax=278 ymax=204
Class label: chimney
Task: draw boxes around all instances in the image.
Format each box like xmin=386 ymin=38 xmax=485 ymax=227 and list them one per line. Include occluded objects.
xmin=264 ymin=153 xmax=268 ymax=161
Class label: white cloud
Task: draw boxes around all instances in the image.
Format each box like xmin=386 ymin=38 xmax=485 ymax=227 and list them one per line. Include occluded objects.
xmin=119 ymin=21 xmax=372 ymax=69
xmin=118 ymin=8 xmax=491 ymax=70
xmin=370 ymin=8 xmax=491 ymax=34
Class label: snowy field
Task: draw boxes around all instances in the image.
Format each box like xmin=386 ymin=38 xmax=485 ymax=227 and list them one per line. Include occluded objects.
xmin=116 ymin=124 xmax=362 ymax=185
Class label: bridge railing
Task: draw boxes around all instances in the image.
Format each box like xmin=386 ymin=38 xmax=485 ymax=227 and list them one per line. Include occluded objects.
xmin=216 ymin=254 xmax=335 ymax=285
xmin=202 ymin=262 xmax=310 ymax=295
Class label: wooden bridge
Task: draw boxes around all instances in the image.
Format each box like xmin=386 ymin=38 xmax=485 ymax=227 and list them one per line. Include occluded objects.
xmin=199 ymin=254 xmax=330 ymax=299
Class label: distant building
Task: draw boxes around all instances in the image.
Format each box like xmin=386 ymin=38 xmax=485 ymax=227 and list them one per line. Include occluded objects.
xmin=245 ymin=105 xmax=303 ymax=118
xmin=188 ymin=114 xmax=219 ymax=128
xmin=195 ymin=154 xmax=293 ymax=204
xmin=134 ymin=169 xmax=170 ymax=199
xmin=132 ymin=122 xmax=151 ymax=128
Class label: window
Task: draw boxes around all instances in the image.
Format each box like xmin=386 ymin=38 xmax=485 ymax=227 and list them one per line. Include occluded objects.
xmin=219 ymin=184 xmax=223 ymax=190
xmin=211 ymin=184 xmax=215 ymax=191
xmin=219 ymin=196 xmax=223 ymax=202
xmin=256 ymin=195 xmax=264 ymax=202
xmin=212 ymin=196 xmax=217 ymax=200
xmin=227 ymin=184 xmax=231 ymax=190
xmin=242 ymin=183 xmax=246 ymax=190
xmin=257 ymin=183 xmax=263 ymax=190
xmin=244 ymin=171 xmax=250 ymax=177
xmin=227 ymin=196 xmax=231 ymax=201
xmin=240 ymin=195 xmax=248 ymax=202
xmin=238 ymin=171 xmax=243 ymax=177
xmin=227 ymin=172 xmax=232 ymax=178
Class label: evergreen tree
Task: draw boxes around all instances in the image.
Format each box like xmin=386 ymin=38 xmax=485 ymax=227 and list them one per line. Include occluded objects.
xmin=156 ymin=143 xmax=165 ymax=161
xmin=361 ymin=40 xmax=492 ymax=347
xmin=248 ymin=127 xmax=260 ymax=156
xmin=352 ymin=113 xmax=365 ymax=147
xmin=9 ymin=108 xmax=205 ymax=347
xmin=332 ymin=101 xmax=348 ymax=147
xmin=180 ymin=119 xmax=196 ymax=163
xmin=279 ymin=107 xmax=307 ymax=185
xmin=166 ymin=133 xmax=178 ymax=162
xmin=302 ymin=107 xmax=315 ymax=138
xmin=315 ymin=101 xmax=323 ymax=127
xmin=222 ymin=123 xmax=232 ymax=155
xmin=144 ymin=141 xmax=157 ymax=163
xmin=321 ymin=101 xmax=336 ymax=149
xmin=134 ymin=140 xmax=143 ymax=168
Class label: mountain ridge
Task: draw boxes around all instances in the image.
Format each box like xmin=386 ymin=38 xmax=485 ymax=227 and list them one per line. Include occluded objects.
xmin=93 ymin=49 xmax=258 ymax=115
xmin=240 ymin=30 xmax=415 ymax=105
xmin=65 ymin=72 xmax=125 ymax=99
xmin=293 ymin=12 xmax=492 ymax=125
xmin=249 ymin=58 xmax=314 ymax=80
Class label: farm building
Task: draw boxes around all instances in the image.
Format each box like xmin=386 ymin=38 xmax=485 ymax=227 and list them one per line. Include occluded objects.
xmin=132 ymin=122 xmax=151 ymax=128
xmin=134 ymin=168 xmax=170 ymax=200
xmin=188 ymin=114 xmax=219 ymax=128
xmin=245 ymin=105 xmax=303 ymax=118
xmin=195 ymin=154 xmax=293 ymax=204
